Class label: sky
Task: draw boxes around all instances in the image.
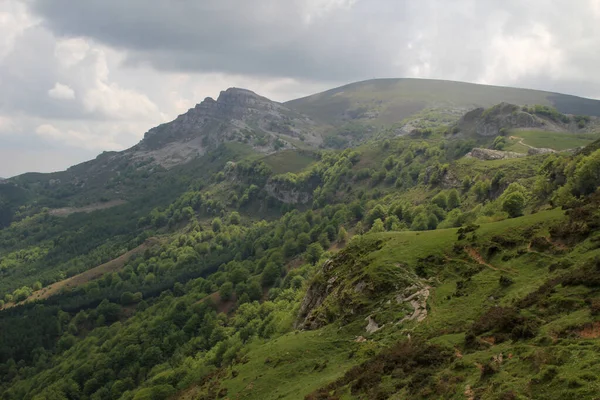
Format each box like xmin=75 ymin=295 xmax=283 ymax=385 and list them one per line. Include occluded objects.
xmin=1 ymin=0 xmax=600 ymax=177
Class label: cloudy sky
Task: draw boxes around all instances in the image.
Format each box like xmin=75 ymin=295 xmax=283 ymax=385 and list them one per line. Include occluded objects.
xmin=1 ymin=0 xmax=600 ymax=177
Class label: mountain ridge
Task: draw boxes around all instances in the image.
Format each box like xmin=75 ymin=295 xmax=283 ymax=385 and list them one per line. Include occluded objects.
xmin=285 ymin=78 xmax=600 ymax=126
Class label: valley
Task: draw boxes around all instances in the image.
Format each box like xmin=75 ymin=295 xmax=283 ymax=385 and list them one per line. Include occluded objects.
xmin=0 ymin=79 xmax=599 ymax=400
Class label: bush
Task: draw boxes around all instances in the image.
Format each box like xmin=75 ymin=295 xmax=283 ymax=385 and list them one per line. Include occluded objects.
xmin=219 ymin=282 xmax=233 ymax=301
xmin=502 ymin=192 xmax=526 ymax=218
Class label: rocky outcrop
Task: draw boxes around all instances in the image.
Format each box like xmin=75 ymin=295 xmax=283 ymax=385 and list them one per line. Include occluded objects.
xmin=129 ymin=88 xmax=322 ymax=168
xmin=295 ymin=238 xmax=430 ymax=332
xmin=396 ymin=285 xmax=430 ymax=324
xmin=527 ymin=147 xmax=556 ymax=155
xmin=455 ymin=103 xmax=544 ymax=137
xmin=295 ymin=259 xmax=336 ymax=330
xmin=465 ymin=148 xmax=526 ymax=161
xmin=264 ymin=181 xmax=312 ymax=204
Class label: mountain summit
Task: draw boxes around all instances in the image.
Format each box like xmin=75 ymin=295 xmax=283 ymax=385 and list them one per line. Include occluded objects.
xmin=130 ymin=87 xmax=321 ymax=168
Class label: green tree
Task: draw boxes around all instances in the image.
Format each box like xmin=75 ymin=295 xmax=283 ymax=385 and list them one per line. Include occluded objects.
xmin=502 ymin=192 xmax=526 ymax=218
xmin=120 ymin=291 xmax=136 ymax=305
xmin=447 ymin=189 xmax=461 ymax=210
xmin=369 ymin=218 xmax=385 ymax=233
xmin=574 ymin=149 xmax=600 ymax=195
xmin=305 ymin=243 xmax=324 ymax=265
xmin=431 ymin=193 xmax=447 ymax=210
xmin=261 ymin=262 xmax=281 ymax=286
xmin=337 ymin=227 xmax=348 ymax=243
xmin=212 ymin=217 xmax=223 ymax=232
xmin=219 ymin=282 xmax=234 ymax=301
xmin=411 ymin=213 xmax=429 ymax=231
xmin=229 ymin=211 xmax=241 ymax=225
xmin=366 ymin=204 xmax=386 ymax=227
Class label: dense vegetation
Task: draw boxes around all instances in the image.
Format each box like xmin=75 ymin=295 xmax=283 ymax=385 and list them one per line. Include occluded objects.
xmin=0 ymin=105 xmax=599 ymax=399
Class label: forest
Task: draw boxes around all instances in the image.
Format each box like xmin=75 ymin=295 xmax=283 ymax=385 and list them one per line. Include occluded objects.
xmin=0 ymin=126 xmax=599 ymax=399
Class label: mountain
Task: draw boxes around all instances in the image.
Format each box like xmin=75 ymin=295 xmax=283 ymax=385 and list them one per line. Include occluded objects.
xmin=286 ymin=78 xmax=600 ymax=126
xmin=130 ymin=87 xmax=323 ymax=169
xmin=1 ymin=80 xmax=600 ymax=400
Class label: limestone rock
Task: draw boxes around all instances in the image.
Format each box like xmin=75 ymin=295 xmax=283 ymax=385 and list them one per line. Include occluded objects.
xmin=465 ymin=148 xmax=526 ymax=161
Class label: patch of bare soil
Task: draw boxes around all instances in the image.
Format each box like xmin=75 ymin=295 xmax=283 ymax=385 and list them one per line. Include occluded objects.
xmin=49 ymin=199 xmax=127 ymax=217
xmin=577 ymin=322 xmax=600 ymax=339
xmin=465 ymin=247 xmax=515 ymax=274
xmin=198 ymin=291 xmax=238 ymax=315
xmin=1 ymin=237 xmax=160 ymax=310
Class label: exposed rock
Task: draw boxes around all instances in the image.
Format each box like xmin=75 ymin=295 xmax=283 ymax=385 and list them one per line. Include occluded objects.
xmin=465 ymin=148 xmax=526 ymax=161
xmin=454 ymin=102 xmax=546 ymax=137
xmin=295 ymin=260 xmax=336 ymax=330
xmin=354 ymin=336 xmax=368 ymax=343
xmin=396 ymin=284 xmax=431 ymax=324
xmin=264 ymin=181 xmax=312 ymax=204
xmin=130 ymin=88 xmax=322 ymax=168
xmin=365 ymin=315 xmax=383 ymax=333
xmin=527 ymin=147 xmax=556 ymax=155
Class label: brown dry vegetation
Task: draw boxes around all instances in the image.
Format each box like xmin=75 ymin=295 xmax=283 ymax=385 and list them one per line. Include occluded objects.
xmin=1 ymin=237 xmax=160 ymax=309
xmin=48 ymin=199 xmax=127 ymax=217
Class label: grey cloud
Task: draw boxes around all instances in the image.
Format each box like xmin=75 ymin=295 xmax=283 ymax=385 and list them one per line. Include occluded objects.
xmin=30 ymin=0 xmax=414 ymax=82
xmin=28 ymin=0 xmax=600 ymax=99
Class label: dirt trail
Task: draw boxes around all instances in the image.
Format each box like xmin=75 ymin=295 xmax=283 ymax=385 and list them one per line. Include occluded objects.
xmin=1 ymin=237 xmax=160 ymax=310
xmin=465 ymin=247 xmax=516 ymax=274
xmin=509 ymin=135 xmax=535 ymax=150
xmin=49 ymin=199 xmax=126 ymax=217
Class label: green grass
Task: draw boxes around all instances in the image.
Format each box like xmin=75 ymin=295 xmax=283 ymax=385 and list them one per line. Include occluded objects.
xmin=221 ymin=326 xmax=361 ymax=399
xmin=261 ymin=150 xmax=318 ymax=174
xmin=509 ymin=130 xmax=600 ymax=151
xmin=286 ymin=78 xmax=600 ymax=126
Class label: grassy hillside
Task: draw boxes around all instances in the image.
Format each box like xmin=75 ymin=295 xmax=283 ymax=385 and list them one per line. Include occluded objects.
xmin=1 ymin=95 xmax=600 ymax=400
xmin=505 ymin=130 xmax=600 ymax=152
xmin=286 ymin=79 xmax=600 ymax=126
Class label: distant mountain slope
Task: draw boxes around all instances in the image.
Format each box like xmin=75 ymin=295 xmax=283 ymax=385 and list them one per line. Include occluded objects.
xmin=131 ymin=87 xmax=323 ymax=168
xmin=285 ymin=78 xmax=600 ymax=125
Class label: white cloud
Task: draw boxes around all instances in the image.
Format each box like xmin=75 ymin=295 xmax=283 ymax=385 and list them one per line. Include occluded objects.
xmin=479 ymin=24 xmax=564 ymax=85
xmin=0 ymin=116 xmax=16 ymax=134
xmin=35 ymin=123 xmax=121 ymax=151
xmin=48 ymin=82 xmax=75 ymax=99
xmin=2 ymin=0 xmax=600 ymax=176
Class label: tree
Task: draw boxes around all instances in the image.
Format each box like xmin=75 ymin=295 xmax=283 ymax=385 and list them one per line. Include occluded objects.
xmin=212 ymin=217 xmax=222 ymax=232
xmin=366 ymin=204 xmax=386 ymax=227
xmin=411 ymin=213 xmax=429 ymax=231
xmin=219 ymin=282 xmax=233 ymax=301
xmin=492 ymin=136 xmax=506 ymax=150
xmin=120 ymin=291 xmax=136 ymax=305
xmin=574 ymin=149 xmax=600 ymax=195
xmin=337 ymin=227 xmax=348 ymax=243
xmin=447 ymin=189 xmax=461 ymax=210
xmin=502 ymin=192 xmax=526 ymax=218
xmin=32 ymin=281 xmax=42 ymax=291
xmin=431 ymin=193 xmax=447 ymax=210
xmin=261 ymin=262 xmax=281 ymax=286
xmin=369 ymin=218 xmax=385 ymax=233
xmin=305 ymin=243 xmax=324 ymax=265
xmin=229 ymin=211 xmax=241 ymax=225
xmin=247 ymin=280 xmax=263 ymax=301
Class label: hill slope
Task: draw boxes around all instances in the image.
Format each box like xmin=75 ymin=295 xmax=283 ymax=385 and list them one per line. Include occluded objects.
xmin=286 ymin=78 xmax=600 ymax=126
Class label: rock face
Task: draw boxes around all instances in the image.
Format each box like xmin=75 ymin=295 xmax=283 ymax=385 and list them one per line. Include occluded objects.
xmin=264 ymin=181 xmax=312 ymax=204
xmin=295 ymin=260 xmax=336 ymax=330
xmin=527 ymin=147 xmax=557 ymax=155
xmin=295 ymin=239 xmax=429 ymax=332
xmin=129 ymin=88 xmax=322 ymax=168
xmin=465 ymin=148 xmax=526 ymax=161
xmin=455 ymin=103 xmax=543 ymax=137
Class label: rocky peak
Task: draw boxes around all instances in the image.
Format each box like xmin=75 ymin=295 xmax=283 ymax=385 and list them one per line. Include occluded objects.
xmin=217 ymin=87 xmax=270 ymax=105
xmin=124 ymin=87 xmax=322 ymax=169
xmin=453 ymin=102 xmax=541 ymax=137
